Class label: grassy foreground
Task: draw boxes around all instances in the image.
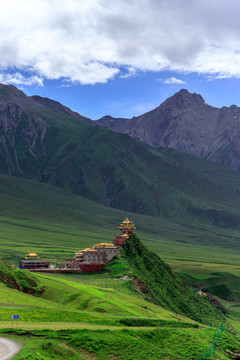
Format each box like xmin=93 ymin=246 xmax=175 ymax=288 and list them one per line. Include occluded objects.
xmin=0 ymin=250 xmax=238 ymax=359
xmin=0 ymin=278 xmax=239 ymax=360
xmin=1 ymin=326 xmax=238 ymax=360
xmin=0 ymin=167 xmax=240 ymax=357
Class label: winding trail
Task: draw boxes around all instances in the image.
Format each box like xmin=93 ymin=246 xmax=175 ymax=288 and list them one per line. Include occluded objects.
xmin=0 ymin=337 xmax=21 ymax=360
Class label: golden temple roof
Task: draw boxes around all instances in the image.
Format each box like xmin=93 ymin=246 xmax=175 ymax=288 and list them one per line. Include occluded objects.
xmin=25 ymin=252 xmax=39 ymax=260
xmin=75 ymin=242 xmax=118 ymax=256
xmin=119 ymin=217 xmax=136 ymax=229
xmin=82 ymin=248 xmax=97 ymax=253
xmin=93 ymin=243 xmax=117 ymax=248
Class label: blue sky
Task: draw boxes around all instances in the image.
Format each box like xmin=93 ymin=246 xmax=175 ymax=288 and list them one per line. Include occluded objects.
xmin=23 ymin=72 xmax=240 ymax=120
xmin=1 ymin=0 xmax=240 ymax=119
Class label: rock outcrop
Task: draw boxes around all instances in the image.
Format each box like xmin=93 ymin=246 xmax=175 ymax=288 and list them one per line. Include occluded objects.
xmin=0 ymin=84 xmax=91 ymax=176
xmin=0 ymin=84 xmax=48 ymax=175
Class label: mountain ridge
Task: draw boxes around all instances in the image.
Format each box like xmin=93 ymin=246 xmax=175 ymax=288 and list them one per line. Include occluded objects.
xmin=31 ymin=95 xmax=92 ymax=124
xmin=96 ymin=89 xmax=240 ymax=171
xmin=1 ymin=83 xmax=240 ymax=223
xmin=2 ymin=83 xmax=240 ymax=172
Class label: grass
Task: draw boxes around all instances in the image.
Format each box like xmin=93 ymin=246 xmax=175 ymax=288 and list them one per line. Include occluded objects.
xmin=1 ymin=326 xmax=238 ymax=360
xmin=1 ymin=259 xmax=226 ymax=359
xmin=0 ymin=238 xmax=237 ymax=359
xmin=0 ymin=263 xmax=194 ymax=325
xmin=1 ymin=173 xmax=240 ymax=330
xmin=37 ymin=273 xmax=190 ymax=319
xmin=2 ymin=172 xmax=240 ymax=267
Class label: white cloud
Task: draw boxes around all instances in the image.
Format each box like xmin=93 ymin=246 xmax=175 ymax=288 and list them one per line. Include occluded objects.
xmin=1 ymin=0 xmax=240 ymax=84
xmin=163 ymin=77 xmax=186 ymax=85
xmin=0 ymin=73 xmax=43 ymax=87
xmin=120 ymin=67 xmax=137 ymax=79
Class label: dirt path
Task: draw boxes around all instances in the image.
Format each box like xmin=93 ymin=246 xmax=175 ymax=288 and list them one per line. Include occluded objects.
xmin=0 ymin=337 xmax=21 ymax=360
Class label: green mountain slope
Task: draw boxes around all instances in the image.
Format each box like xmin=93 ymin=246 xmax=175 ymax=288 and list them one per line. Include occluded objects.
xmin=121 ymin=234 xmax=225 ymax=325
xmin=2 ymin=84 xmax=240 ymax=225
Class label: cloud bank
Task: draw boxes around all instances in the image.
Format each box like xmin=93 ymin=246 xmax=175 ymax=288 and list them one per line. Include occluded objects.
xmin=1 ymin=0 xmax=240 ymax=85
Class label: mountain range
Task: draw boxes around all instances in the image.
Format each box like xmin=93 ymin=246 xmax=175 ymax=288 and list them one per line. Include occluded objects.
xmin=97 ymin=89 xmax=240 ymax=172
xmin=1 ymin=82 xmax=240 ymax=226
xmin=1 ymin=85 xmax=240 ymax=358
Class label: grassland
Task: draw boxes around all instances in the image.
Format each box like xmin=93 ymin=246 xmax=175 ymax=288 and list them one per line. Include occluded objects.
xmin=1 ymin=172 xmax=240 ymax=264
xmin=0 ymin=262 xmax=238 ymax=360
xmin=0 ymin=113 xmax=240 ymax=356
xmin=2 ymin=172 xmax=240 ymax=320
xmin=2 ymin=327 xmax=238 ymax=360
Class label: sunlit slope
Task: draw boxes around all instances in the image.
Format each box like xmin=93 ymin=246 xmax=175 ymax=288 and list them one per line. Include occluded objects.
xmin=0 ymin=265 xmax=235 ymax=360
xmin=0 ymin=252 xmax=237 ymax=359
xmin=0 ymin=261 xmax=195 ymax=327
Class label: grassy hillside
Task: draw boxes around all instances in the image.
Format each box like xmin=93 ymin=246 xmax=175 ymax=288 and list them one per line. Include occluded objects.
xmin=4 ymin=327 xmax=240 ymax=360
xmin=0 ymin=259 xmax=238 ymax=359
xmin=121 ymin=234 xmax=225 ymax=325
xmin=35 ymin=120 xmax=240 ymax=221
xmin=0 ymin=260 xmax=42 ymax=295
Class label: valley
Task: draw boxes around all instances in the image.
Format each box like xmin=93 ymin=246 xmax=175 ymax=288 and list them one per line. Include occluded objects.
xmin=1 ymin=173 xmax=240 ymax=358
xmin=1 ymin=0 xmax=240 ymax=358
xmin=0 ymin=84 xmax=240 ymax=358
xmin=0 ymin=233 xmax=239 ymax=360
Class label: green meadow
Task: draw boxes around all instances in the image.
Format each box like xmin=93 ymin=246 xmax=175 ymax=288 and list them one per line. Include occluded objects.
xmin=1 ymin=172 xmax=240 ymax=264
xmin=0 ymin=155 xmax=240 ymax=357
xmin=0 ymin=262 xmax=238 ymax=360
xmin=1 ymin=172 xmax=240 ymax=321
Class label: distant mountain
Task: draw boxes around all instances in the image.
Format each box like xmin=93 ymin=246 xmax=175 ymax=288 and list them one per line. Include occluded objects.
xmin=96 ymin=89 xmax=240 ymax=172
xmin=2 ymin=83 xmax=240 ymax=225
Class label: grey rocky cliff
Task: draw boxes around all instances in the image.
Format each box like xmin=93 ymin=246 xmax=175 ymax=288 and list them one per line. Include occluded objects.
xmin=0 ymin=102 xmax=47 ymax=175
xmin=0 ymin=85 xmax=48 ymax=175
xmin=96 ymin=89 xmax=240 ymax=171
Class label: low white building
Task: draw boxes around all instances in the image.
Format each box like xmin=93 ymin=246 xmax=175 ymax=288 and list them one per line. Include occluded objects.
xmin=75 ymin=243 xmax=118 ymax=264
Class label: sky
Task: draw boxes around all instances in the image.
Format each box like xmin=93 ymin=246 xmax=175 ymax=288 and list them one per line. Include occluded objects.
xmin=1 ymin=0 xmax=240 ymax=119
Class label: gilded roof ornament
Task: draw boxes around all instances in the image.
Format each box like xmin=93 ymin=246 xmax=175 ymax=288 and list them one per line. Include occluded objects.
xmin=119 ymin=217 xmax=136 ymax=229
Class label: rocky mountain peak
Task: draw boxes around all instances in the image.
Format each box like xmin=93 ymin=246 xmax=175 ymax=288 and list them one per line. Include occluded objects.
xmin=161 ymin=89 xmax=206 ymax=109
xmin=96 ymin=89 xmax=240 ymax=172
